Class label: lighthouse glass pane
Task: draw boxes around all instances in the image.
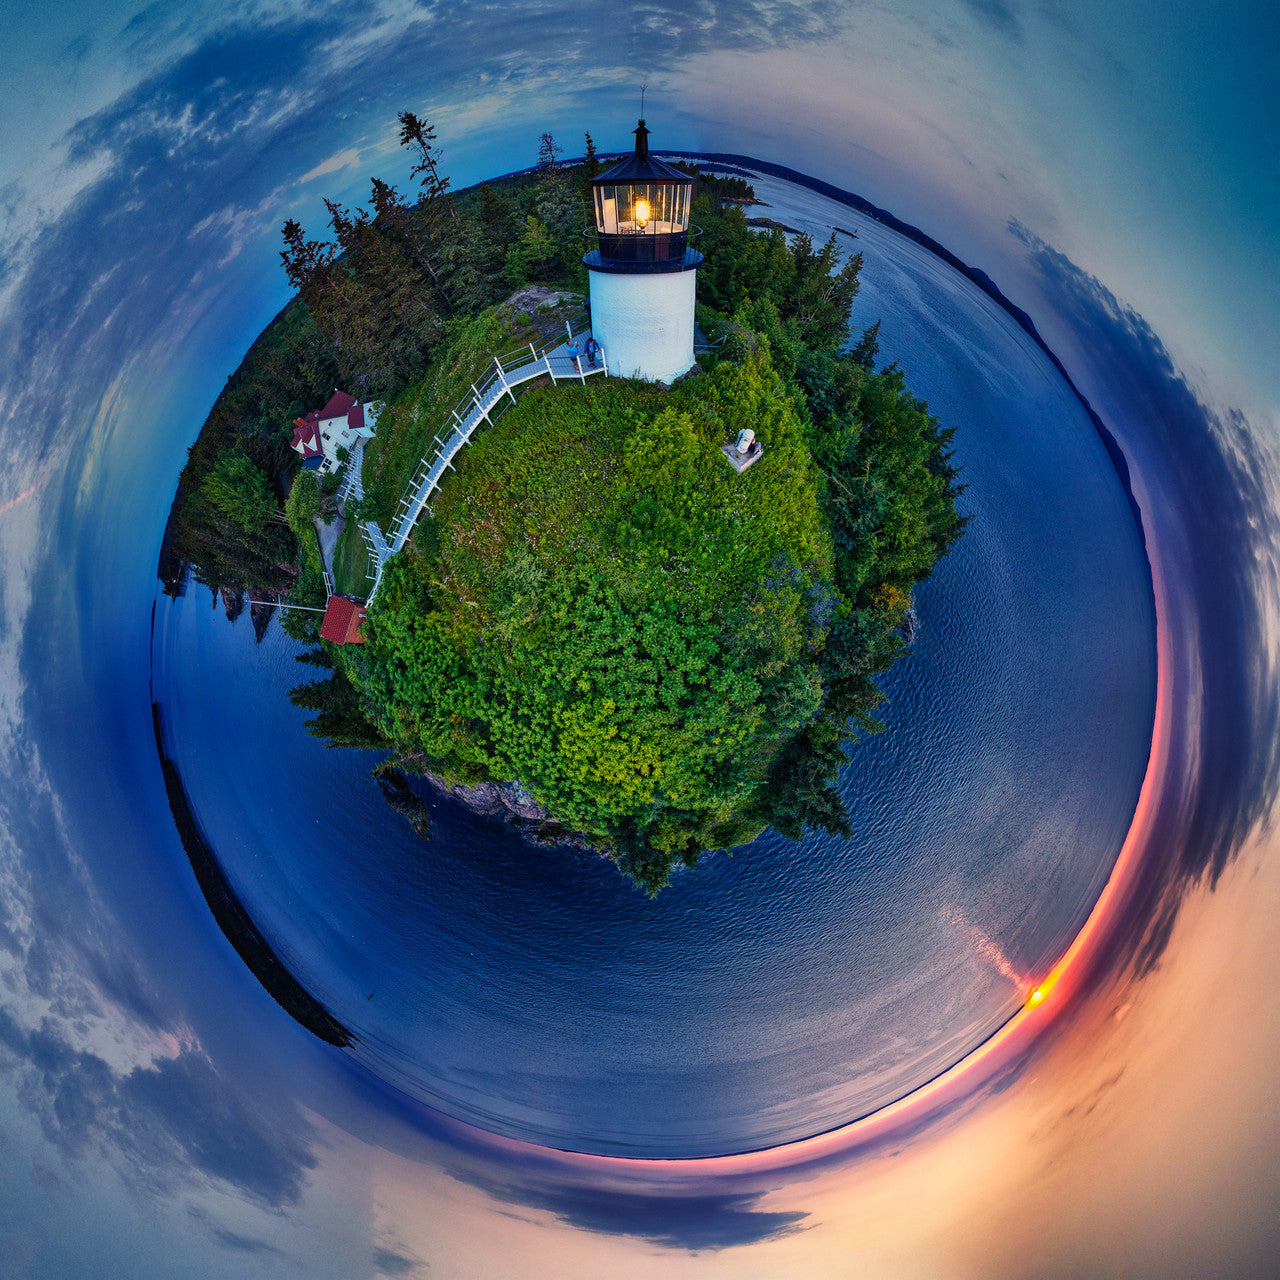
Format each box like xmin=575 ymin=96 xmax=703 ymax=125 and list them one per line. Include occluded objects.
xmin=597 ymin=189 xmax=618 ymax=235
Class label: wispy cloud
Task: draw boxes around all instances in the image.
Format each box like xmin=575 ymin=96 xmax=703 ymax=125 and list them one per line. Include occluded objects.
xmin=299 ymin=147 xmax=364 ymax=184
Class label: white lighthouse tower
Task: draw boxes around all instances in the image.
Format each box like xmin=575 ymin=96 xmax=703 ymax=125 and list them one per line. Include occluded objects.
xmin=583 ymin=120 xmax=702 ymax=383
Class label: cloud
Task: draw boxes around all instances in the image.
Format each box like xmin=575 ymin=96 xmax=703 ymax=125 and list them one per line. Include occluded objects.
xmin=120 ymin=1051 xmax=319 ymax=1204
xmin=210 ymin=1225 xmax=287 ymax=1256
xmin=1011 ymin=221 xmax=1280 ymax=974
xmin=459 ymin=1172 xmax=809 ymax=1252
xmin=300 ymin=148 xmax=364 ymax=184
xmin=52 ymin=1034 xmax=313 ymax=1205
xmin=185 ymin=1203 xmax=290 ymax=1259
xmin=0 ymin=987 xmax=318 ymax=1208
xmin=373 ymin=1245 xmax=424 ymax=1276
xmin=0 ymin=757 xmax=319 ymax=1213
xmin=959 ymin=0 xmax=1024 ymax=40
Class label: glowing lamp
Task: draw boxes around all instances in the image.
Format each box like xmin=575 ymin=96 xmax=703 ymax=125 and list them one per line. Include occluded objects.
xmin=585 ymin=118 xmax=699 ymax=269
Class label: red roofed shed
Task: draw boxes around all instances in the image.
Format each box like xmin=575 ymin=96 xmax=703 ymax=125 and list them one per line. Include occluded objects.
xmin=320 ymin=595 xmax=367 ymax=645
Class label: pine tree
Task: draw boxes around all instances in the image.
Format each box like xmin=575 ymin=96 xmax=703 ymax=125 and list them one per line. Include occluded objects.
xmin=850 ymin=319 xmax=881 ymax=370
xmin=202 ymin=446 xmax=278 ymax=534
xmin=504 ymin=216 xmax=557 ymax=286
xmin=397 ymin=111 xmax=458 ymax=220
xmin=537 ymin=131 xmax=563 ymax=172
xmin=478 ymin=183 xmax=515 ymax=249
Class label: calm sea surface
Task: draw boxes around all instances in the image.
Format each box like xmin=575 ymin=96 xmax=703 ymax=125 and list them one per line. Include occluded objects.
xmin=152 ymin=172 xmax=1156 ymax=1157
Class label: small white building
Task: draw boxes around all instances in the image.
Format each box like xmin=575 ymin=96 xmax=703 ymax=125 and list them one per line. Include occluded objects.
xmin=291 ymin=390 xmax=380 ymax=472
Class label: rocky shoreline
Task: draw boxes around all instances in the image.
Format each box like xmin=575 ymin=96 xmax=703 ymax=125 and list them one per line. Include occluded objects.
xmin=379 ymin=764 xmax=593 ymax=851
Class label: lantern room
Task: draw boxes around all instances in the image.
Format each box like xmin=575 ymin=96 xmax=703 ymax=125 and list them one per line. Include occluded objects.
xmin=583 ymin=119 xmax=702 ymax=383
xmin=586 ymin=121 xmax=702 ymax=271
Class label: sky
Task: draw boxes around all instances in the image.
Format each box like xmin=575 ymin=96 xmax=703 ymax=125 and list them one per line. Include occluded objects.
xmin=0 ymin=0 xmax=1278 ymax=1276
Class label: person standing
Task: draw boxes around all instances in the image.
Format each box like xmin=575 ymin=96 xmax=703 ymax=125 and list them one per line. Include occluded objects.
xmin=584 ymin=336 xmax=600 ymax=368
xmin=566 ymin=339 xmax=580 ymax=372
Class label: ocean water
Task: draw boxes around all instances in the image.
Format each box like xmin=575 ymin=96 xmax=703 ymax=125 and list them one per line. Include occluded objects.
xmin=151 ymin=173 xmax=1156 ymax=1158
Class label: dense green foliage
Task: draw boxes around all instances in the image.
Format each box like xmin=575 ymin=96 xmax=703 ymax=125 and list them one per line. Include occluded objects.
xmin=161 ymin=299 xmax=329 ymax=599
xmin=356 ymin=357 xmax=834 ymax=872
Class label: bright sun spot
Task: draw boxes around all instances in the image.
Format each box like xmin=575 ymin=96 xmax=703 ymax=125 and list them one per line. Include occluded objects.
xmin=1025 ymin=967 xmax=1064 ymax=1009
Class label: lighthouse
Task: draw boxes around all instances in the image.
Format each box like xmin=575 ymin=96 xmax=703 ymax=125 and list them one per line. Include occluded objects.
xmin=583 ymin=120 xmax=702 ymax=383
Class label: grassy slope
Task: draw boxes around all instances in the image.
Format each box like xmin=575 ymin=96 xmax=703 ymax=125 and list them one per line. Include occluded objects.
xmin=430 ymin=375 xmax=829 ymax=623
xmin=331 ymin=517 xmax=373 ymax=596
xmin=360 ymin=297 xmax=583 ymax=528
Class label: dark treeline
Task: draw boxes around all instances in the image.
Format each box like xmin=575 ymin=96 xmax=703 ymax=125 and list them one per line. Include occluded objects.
xmin=160 ymin=299 xmax=334 ymax=599
xmin=152 ymin=702 xmax=354 ymax=1046
xmin=668 ymin=161 xmax=756 ymax=203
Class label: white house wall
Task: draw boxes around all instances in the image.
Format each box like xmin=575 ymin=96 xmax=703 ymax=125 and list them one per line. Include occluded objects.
xmin=588 ymin=269 xmax=697 ymax=384
xmin=318 ymin=402 xmax=380 ymax=465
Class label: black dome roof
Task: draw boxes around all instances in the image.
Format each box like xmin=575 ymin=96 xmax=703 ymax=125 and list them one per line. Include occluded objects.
xmin=592 ymin=120 xmax=693 ymax=186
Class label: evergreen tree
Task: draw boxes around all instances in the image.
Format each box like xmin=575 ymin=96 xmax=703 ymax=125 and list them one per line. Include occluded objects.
xmin=478 ymin=183 xmax=515 ymax=250
xmin=290 ymin=669 xmax=388 ymax=749
xmin=579 ymin=132 xmax=602 ymax=204
xmin=850 ymin=319 xmax=881 ymax=370
xmin=284 ymin=470 xmax=321 ymax=541
xmin=537 ymin=131 xmax=563 ymax=172
xmin=504 ymin=215 xmax=556 ymax=285
xmin=397 ymin=111 xmax=458 ymax=219
xmin=582 ymin=132 xmax=600 ymax=178
xmin=203 ymin=446 xmax=277 ymax=534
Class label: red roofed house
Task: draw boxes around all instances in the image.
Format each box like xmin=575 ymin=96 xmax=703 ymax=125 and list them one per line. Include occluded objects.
xmin=320 ymin=595 xmax=367 ymax=645
xmin=290 ymin=413 xmax=323 ymax=461
xmin=291 ymin=389 xmax=381 ymax=472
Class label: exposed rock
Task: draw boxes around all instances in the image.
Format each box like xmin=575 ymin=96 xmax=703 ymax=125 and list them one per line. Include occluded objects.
xmin=746 ymin=215 xmax=802 ymax=234
xmin=376 ymin=768 xmax=433 ymax=838
xmin=415 ymin=768 xmax=592 ymax=851
xmin=902 ymin=603 xmax=918 ymax=645
xmin=501 ymin=284 xmax=579 ymax=316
